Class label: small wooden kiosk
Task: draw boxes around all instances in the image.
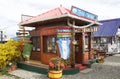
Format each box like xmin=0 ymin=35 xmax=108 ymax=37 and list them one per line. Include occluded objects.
xmin=19 ymin=6 xmax=101 ymax=66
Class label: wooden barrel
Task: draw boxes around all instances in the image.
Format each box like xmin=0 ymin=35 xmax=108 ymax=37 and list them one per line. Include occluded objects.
xmin=48 ymin=70 xmax=62 ymax=79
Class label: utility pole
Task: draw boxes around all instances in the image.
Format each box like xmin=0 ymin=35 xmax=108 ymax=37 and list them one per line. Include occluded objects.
xmin=0 ymin=31 xmax=3 ymax=42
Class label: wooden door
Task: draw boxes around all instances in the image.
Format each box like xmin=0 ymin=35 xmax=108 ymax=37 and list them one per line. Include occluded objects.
xmin=75 ymin=33 xmax=83 ymax=63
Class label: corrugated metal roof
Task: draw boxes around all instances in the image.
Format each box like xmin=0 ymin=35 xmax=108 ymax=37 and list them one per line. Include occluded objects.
xmin=94 ymin=18 xmax=120 ymax=37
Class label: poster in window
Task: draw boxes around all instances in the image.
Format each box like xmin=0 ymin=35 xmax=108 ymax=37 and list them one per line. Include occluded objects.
xmin=57 ymin=38 xmax=71 ymax=59
xmin=57 ymin=30 xmax=71 ymax=59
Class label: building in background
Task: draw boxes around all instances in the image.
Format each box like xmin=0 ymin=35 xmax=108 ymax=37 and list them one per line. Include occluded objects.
xmin=94 ymin=18 xmax=120 ymax=55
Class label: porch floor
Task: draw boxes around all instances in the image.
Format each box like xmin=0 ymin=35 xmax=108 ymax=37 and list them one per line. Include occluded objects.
xmin=24 ymin=60 xmax=48 ymax=69
xmin=17 ymin=60 xmax=80 ymax=75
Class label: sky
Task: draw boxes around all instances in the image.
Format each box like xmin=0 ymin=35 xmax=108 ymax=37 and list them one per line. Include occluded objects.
xmin=0 ymin=0 xmax=120 ymax=39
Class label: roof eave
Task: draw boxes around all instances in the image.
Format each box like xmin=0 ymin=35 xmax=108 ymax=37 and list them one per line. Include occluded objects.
xmin=67 ymin=14 xmax=102 ymax=26
xmin=19 ymin=14 xmax=101 ymax=26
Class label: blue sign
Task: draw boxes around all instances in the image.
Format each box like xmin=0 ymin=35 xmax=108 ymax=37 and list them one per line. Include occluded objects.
xmin=16 ymin=32 xmax=21 ymax=35
xmin=71 ymin=6 xmax=98 ymax=20
xmin=57 ymin=30 xmax=72 ymax=33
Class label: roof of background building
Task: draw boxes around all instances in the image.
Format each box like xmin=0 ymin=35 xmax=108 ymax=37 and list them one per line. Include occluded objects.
xmin=94 ymin=18 xmax=120 ymax=37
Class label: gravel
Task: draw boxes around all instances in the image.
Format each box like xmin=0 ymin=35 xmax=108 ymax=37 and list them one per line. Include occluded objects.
xmin=1 ymin=54 xmax=120 ymax=79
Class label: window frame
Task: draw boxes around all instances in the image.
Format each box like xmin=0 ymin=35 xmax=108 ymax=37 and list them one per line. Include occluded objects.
xmin=43 ymin=35 xmax=57 ymax=54
xmin=84 ymin=36 xmax=90 ymax=52
xmin=31 ymin=36 xmax=40 ymax=52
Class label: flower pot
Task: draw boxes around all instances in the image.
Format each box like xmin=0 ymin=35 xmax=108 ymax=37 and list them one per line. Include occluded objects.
xmin=98 ymin=59 xmax=104 ymax=63
xmin=48 ymin=70 xmax=62 ymax=79
xmin=11 ymin=65 xmax=17 ymax=71
xmin=8 ymin=65 xmax=17 ymax=72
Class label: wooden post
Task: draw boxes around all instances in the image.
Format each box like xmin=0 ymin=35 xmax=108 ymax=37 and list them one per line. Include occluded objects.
xmin=82 ymin=32 xmax=85 ymax=63
xmin=90 ymin=32 xmax=93 ymax=59
xmin=71 ymin=20 xmax=75 ymax=68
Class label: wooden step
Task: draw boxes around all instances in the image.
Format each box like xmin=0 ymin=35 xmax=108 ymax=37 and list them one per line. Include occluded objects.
xmin=17 ymin=60 xmax=80 ymax=75
xmin=75 ymin=64 xmax=87 ymax=70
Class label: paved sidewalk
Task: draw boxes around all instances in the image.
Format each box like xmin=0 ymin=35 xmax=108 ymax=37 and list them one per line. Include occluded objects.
xmin=9 ymin=69 xmax=47 ymax=79
xmin=1 ymin=54 xmax=120 ymax=79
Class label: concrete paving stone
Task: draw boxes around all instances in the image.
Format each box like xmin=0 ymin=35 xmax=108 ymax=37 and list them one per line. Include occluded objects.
xmin=9 ymin=69 xmax=48 ymax=79
xmin=1 ymin=54 xmax=120 ymax=79
xmin=80 ymin=68 xmax=93 ymax=74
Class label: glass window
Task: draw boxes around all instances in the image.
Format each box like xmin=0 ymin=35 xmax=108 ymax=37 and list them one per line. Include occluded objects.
xmin=31 ymin=36 xmax=40 ymax=52
xmin=84 ymin=36 xmax=90 ymax=51
xmin=101 ymin=38 xmax=107 ymax=44
xmin=43 ymin=36 xmax=56 ymax=54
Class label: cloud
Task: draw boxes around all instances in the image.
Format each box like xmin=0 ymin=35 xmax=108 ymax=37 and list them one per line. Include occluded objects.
xmin=0 ymin=0 xmax=120 ymax=39
xmin=94 ymin=0 xmax=120 ymax=6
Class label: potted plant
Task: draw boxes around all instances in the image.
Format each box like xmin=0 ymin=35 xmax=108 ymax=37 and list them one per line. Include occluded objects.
xmin=8 ymin=62 xmax=17 ymax=72
xmin=8 ymin=55 xmax=19 ymax=72
xmin=48 ymin=57 xmax=65 ymax=79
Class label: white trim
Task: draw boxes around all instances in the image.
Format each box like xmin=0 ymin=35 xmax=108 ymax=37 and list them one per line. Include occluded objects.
xmin=20 ymin=13 xmax=101 ymax=26
xmin=67 ymin=19 xmax=95 ymax=28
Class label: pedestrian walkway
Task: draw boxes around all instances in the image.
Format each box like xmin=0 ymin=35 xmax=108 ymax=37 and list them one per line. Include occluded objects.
xmin=80 ymin=68 xmax=93 ymax=74
xmin=1 ymin=54 xmax=120 ymax=79
xmin=9 ymin=69 xmax=48 ymax=79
